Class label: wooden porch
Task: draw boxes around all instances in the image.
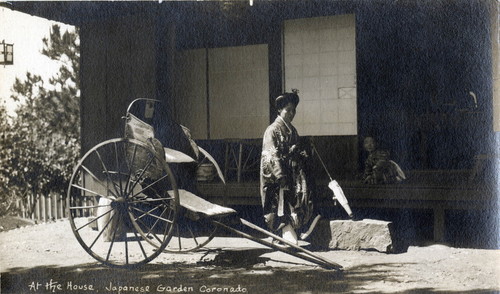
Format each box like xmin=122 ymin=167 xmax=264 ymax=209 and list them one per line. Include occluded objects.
xmin=197 ymin=169 xmax=496 ymax=243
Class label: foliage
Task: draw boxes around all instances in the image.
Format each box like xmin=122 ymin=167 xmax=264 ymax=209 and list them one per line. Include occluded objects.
xmin=0 ymin=24 xmax=80 ymax=216
xmin=0 ymin=104 xmax=19 ymax=215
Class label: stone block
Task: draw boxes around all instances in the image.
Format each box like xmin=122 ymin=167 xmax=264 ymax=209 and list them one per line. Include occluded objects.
xmin=308 ymin=218 xmax=394 ymax=253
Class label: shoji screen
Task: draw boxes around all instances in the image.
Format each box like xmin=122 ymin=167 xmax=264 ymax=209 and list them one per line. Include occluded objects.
xmin=284 ymin=14 xmax=357 ymax=136
xmin=208 ymin=44 xmax=269 ymax=139
xmin=172 ymin=49 xmax=208 ymax=139
xmin=173 ymin=45 xmax=269 ymax=140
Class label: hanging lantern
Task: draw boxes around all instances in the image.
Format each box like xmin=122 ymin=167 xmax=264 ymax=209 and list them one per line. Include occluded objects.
xmin=0 ymin=41 xmax=14 ymax=65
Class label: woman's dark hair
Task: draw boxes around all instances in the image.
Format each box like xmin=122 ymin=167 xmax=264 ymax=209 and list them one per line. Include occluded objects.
xmin=275 ymin=89 xmax=300 ymax=110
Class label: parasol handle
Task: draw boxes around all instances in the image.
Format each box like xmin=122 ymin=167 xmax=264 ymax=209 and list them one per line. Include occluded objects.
xmin=311 ymin=141 xmax=333 ymax=181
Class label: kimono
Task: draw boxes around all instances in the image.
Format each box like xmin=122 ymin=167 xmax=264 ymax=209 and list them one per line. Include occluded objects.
xmin=260 ymin=116 xmax=314 ymax=232
xmin=363 ymin=149 xmax=405 ymax=184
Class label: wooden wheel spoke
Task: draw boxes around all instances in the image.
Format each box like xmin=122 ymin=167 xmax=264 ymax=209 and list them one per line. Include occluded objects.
xmin=133 ymin=215 xmax=164 ymax=244
xmin=113 ymin=141 xmax=125 ymax=196
xmin=124 ymin=143 xmax=138 ymax=197
xmin=69 ymin=204 xmax=110 ymax=210
xmin=128 ymin=155 xmax=156 ymax=195
xmin=175 ymin=224 xmax=182 ymax=249
xmin=141 ymin=208 xmax=164 ymax=240
xmin=105 ymin=226 xmax=118 ymax=262
xmin=187 ymin=224 xmax=201 ymax=246
xmin=155 ymin=203 xmax=173 ymax=240
xmin=80 ymin=165 xmax=118 ymax=199
xmin=133 ymin=204 xmax=161 ymax=220
xmin=131 ymin=204 xmax=174 ymax=244
xmin=130 ymin=174 xmax=170 ymax=199
xmin=125 ymin=232 xmax=129 ymax=265
xmin=95 ymin=150 xmax=122 ymax=197
xmin=129 ymin=196 xmax=174 ymax=204
xmin=130 ymin=203 xmax=164 ymax=242
xmin=88 ymin=211 xmax=117 ymax=250
xmin=70 ymin=184 xmax=103 ymax=199
xmin=131 ymin=206 xmax=174 ymax=224
xmin=68 ymin=138 xmax=179 ymax=266
xmin=75 ymin=207 xmax=113 ymax=232
xmin=131 ymin=229 xmax=149 ymax=260
xmin=67 ymin=138 xmax=180 ymax=267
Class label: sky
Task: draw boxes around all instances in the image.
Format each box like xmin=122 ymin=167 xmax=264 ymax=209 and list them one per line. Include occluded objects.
xmin=0 ymin=7 xmax=74 ymax=116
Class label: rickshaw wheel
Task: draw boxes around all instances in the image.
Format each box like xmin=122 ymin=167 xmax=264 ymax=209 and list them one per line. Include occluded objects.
xmin=67 ymin=138 xmax=179 ymax=268
xmin=163 ymin=211 xmax=218 ymax=253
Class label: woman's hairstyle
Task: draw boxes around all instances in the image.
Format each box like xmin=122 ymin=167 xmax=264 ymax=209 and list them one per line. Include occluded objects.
xmin=275 ymin=89 xmax=300 ymax=110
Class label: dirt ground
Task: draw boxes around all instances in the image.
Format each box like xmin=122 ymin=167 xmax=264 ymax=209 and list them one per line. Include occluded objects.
xmin=0 ymin=218 xmax=499 ymax=294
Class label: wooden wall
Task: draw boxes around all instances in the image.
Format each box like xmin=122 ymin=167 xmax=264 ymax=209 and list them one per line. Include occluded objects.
xmin=80 ymin=14 xmax=159 ymax=153
xmin=76 ymin=1 xmax=495 ymax=176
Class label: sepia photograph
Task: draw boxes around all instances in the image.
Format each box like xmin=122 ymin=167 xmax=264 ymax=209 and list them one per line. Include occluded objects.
xmin=0 ymin=0 xmax=499 ymax=293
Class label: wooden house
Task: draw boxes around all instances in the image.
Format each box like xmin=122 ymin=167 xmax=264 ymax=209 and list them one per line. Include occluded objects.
xmin=8 ymin=0 xmax=499 ymax=246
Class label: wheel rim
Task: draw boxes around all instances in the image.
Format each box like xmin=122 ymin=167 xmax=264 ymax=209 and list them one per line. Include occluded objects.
xmin=67 ymin=138 xmax=178 ymax=267
xmin=164 ymin=213 xmax=218 ymax=253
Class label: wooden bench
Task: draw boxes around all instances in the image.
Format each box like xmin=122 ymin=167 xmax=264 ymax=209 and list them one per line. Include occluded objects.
xmin=336 ymin=182 xmax=494 ymax=242
xmin=197 ymin=170 xmax=495 ymax=242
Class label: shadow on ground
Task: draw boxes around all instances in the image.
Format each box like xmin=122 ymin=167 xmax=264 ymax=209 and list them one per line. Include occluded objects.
xmin=1 ymin=248 xmax=495 ymax=294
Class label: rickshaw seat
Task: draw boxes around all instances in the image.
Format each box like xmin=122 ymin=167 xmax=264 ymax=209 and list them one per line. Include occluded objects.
xmin=126 ymin=99 xmax=198 ymax=160
xmin=177 ymin=189 xmax=237 ymax=218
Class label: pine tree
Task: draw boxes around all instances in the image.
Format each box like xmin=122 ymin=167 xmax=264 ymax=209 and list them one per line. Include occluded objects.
xmin=0 ymin=104 xmax=18 ymax=215
xmin=2 ymin=24 xmax=80 ymax=217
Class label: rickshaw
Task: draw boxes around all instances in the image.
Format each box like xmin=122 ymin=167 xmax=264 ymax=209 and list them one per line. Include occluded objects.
xmin=66 ymin=98 xmax=341 ymax=270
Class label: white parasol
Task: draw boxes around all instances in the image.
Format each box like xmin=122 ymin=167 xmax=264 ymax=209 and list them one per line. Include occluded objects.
xmin=311 ymin=142 xmax=354 ymax=218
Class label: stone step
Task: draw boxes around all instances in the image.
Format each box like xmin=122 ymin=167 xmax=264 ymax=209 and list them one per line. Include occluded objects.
xmin=307 ymin=218 xmax=394 ymax=253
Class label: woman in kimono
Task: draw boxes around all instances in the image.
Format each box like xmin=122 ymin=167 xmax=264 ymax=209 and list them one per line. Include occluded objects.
xmin=260 ymin=90 xmax=316 ymax=244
